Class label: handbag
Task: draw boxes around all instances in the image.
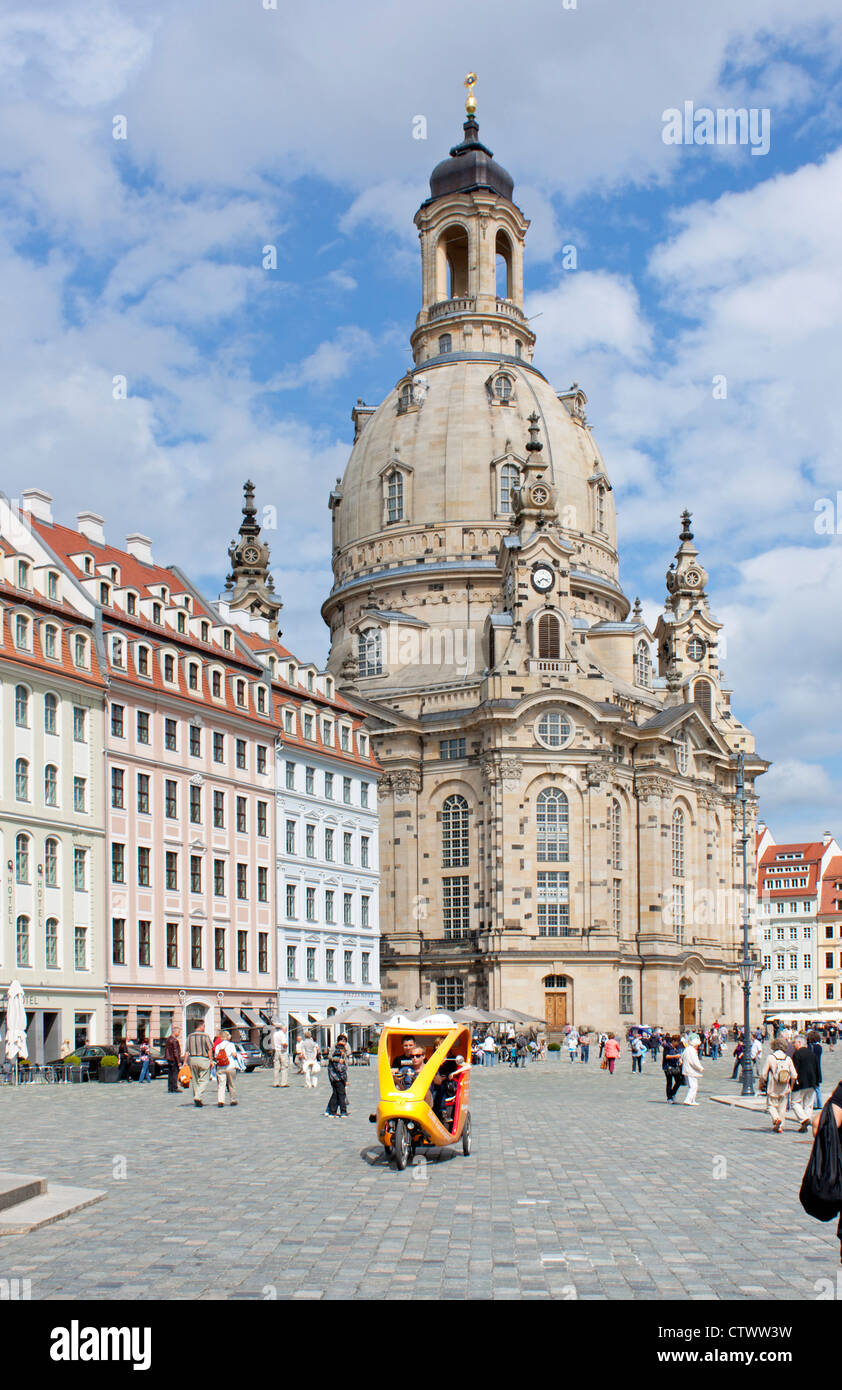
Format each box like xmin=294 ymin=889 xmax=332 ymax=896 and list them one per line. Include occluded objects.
xmin=312 ymin=1060 xmax=321 ymax=1074
xmin=800 ymin=1103 xmax=842 ymax=1222
xmin=600 ymin=1057 xmax=608 ymax=1070
xmin=177 ymin=1063 xmax=192 ymax=1088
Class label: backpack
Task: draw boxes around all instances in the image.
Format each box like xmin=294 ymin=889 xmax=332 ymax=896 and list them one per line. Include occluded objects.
xmin=217 ymin=1047 xmax=230 ymax=1068
xmin=775 ymin=1058 xmax=792 ymax=1086
xmin=799 ymin=1103 xmax=842 ymax=1222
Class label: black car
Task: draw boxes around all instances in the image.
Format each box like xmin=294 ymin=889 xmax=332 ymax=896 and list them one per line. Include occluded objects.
xmin=125 ymin=1044 xmax=167 ymax=1080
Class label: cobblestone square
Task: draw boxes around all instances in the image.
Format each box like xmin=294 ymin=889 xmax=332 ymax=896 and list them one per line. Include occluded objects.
xmin=1 ymin=1050 xmax=839 ymax=1301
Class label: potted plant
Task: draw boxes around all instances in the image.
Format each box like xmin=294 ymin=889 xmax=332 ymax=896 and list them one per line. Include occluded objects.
xmin=98 ymin=1055 xmax=120 ymax=1082
xmin=64 ymin=1054 xmax=83 ymax=1082
xmin=547 ymin=1042 xmax=560 ymax=1058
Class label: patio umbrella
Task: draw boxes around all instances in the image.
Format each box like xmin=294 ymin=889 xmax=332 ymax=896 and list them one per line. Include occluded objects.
xmin=454 ymin=1006 xmax=495 ymax=1024
xmin=328 ymin=1007 xmax=380 ymax=1027
xmin=502 ymin=1007 xmax=547 ymax=1025
xmin=487 ymin=1009 xmax=520 ymax=1023
xmin=5 ymin=980 xmax=28 ymax=1085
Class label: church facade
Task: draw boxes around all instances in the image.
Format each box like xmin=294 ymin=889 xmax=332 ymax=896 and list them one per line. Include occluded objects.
xmin=322 ymin=101 xmax=768 ymax=1032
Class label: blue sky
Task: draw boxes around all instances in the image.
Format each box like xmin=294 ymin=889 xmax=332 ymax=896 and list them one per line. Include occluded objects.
xmin=2 ymin=0 xmax=842 ymax=839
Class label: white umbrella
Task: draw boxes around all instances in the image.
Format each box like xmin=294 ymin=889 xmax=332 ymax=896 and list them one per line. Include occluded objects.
xmin=5 ymin=981 xmax=28 ymax=1084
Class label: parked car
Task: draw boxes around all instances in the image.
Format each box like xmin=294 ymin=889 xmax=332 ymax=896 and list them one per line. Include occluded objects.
xmin=125 ymin=1044 xmax=167 ymax=1080
xmin=46 ymin=1045 xmax=115 ymax=1077
xmin=231 ymin=1040 xmax=264 ymax=1073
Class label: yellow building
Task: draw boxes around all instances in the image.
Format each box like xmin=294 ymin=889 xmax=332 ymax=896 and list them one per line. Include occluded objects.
xmin=322 ymin=99 xmax=767 ymax=1033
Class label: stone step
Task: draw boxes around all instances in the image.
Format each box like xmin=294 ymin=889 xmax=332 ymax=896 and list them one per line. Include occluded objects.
xmin=0 ymin=1173 xmax=46 ymax=1212
xmin=0 ymin=1184 xmax=106 ymax=1235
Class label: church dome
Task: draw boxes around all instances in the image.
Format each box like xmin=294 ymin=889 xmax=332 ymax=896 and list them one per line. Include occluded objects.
xmin=427 ymin=117 xmax=515 ymax=204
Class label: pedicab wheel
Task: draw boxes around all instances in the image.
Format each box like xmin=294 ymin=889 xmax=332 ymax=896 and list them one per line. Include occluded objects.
xmin=393 ymin=1119 xmax=410 ymax=1170
xmin=462 ymin=1110 xmax=472 ymax=1156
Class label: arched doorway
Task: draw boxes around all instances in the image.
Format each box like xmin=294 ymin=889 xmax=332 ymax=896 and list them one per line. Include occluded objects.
xmin=543 ymin=975 xmax=569 ymax=1033
xmin=678 ymin=976 xmax=696 ymax=1029
xmin=186 ymin=1001 xmax=210 ymax=1035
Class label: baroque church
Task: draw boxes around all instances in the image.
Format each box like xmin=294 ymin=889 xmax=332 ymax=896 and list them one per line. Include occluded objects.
xmin=321 ymin=93 xmax=768 ymax=1032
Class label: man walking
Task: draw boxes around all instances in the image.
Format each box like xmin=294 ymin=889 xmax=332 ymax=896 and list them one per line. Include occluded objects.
xmin=186 ymin=1020 xmax=213 ymax=1108
xmin=791 ymin=1035 xmax=820 ymax=1132
xmin=299 ymin=1030 xmax=320 ymax=1088
xmin=681 ymin=1033 xmax=704 ymax=1104
xmin=579 ymin=1029 xmax=590 ymax=1064
xmin=272 ymin=1018 xmax=289 ymax=1088
xmin=481 ymin=1034 xmax=496 ymax=1067
xmin=325 ymin=1034 xmax=349 ymax=1117
xmin=165 ymin=1027 xmax=184 ymax=1093
xmin=760 ymin=1045 xmax=797 ymax=1132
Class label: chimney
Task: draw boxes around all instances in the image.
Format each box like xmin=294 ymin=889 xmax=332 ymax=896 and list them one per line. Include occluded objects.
xmin=126 ymin=533 xmax=154 ymax=565
xmin=824 ymin=832 xmax=834 ymax=845
xmin=21 ymin=489 xmax=53 ymax=524
xmin=77 ymin=511 xmax=105 ymax=546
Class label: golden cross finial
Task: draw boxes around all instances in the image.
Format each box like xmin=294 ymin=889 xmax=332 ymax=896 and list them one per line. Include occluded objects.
xmin=464 ymin=72 xmax=477 ymax=116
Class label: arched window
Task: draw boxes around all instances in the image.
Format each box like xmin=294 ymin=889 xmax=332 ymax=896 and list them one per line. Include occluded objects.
xmin=16 ymin=915 xmax=30 ymax=968
xmin=398 ymin=383 xmax=414 ymax=413
xmin=357 ymin=629 xmax=382 ymax=678
xmin=495 ymin=229 xmax=513 ymax=299
xmin=15 ymin=832 xmax=30 ymax=883
xmin=15 ymin=758 xmax=29 ymax=801
xmin=440 ymin=225 xmax=469 ymax=298
xmin=44 ymin=764 xmax=58 ymax=807
xmin=537 ymin=613 xmax=561 ymax=660
xmin=438 ymin=334 xmax=452 ymax=354
xmin=634 ymin=641 xmax=652 ymax=688
xmin=44 ymin=692 xmax=58 ymax=734
xmin=537 ymin=788 xmax=569 ymax=861
xmin=442 ymin=794 xmax=469 ymax=868
xmin=610 ymin=799 xmax=622 ymax=869
xmin=500 ymin=462 xmax=519 ymax=512
xmin=45 ymin=837 xmax=59 ymax=886
xmin=386 ymin=468 xmax=403 ymax=523
xmin=619 ymin=976 xmax=633 ymax=1014
xmin=694 ymin=679 xmax=712 ymax=717
xmin=675 ymin=729 xmax=689 ymax=775
xmin=672 ymin=808 xmax=685 ymax=878
xmin=15 ymin=684 xmax=29 ymax=726
xmin=514 ymin=339 xmax=523 ymax=359
xmin=437 ymin=976 xmax=465 ymax=1012
xmin=493 ymin=374 xmax=513 ymax=401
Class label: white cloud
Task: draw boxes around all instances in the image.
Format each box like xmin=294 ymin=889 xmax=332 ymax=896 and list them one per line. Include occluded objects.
xmin=270 ymin=326 xmax=377 ymax=390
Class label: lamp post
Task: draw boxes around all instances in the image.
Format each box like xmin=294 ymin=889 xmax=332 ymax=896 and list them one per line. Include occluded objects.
xmin=736 ymin=752 xmax=755 ymax=1097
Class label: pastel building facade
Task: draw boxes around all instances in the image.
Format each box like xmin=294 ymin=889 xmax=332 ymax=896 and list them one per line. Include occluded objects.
xmin=756 ymin=826 xmax=842 ymax=1025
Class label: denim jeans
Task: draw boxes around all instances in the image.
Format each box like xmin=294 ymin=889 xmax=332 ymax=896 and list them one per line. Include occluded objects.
xmin=580 ymin=1045 xmax=589 ymax=1063
xmin=139 ymin=1058 xmax=151 ymax=1083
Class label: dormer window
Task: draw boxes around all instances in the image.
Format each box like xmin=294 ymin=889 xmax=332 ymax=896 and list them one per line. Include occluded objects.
xmin=303 ymin=713 xmax=314 ymax=741
xmin=151 ymin=602 xmax=161 ymax=623
xmin=223 ymin=631 xmax=231 ymax=651
xmin=100 ymin=583 xmax=110 ymax=605
xmin=284 ymin=709 xmax=294 ymax=733
xmin=634 ymin=641 xmax=652 ymax=689
xmin=177 ymin=612 xmax=186 ymax=634
xmin=15 ymin=615 xmax=30 ymax=649
xmin=110 ymin=567 xmax=118 ymax=582
xmin=164 ymin=654 xmax=175 ymax=682
xmin=137 ymin=645 xmax=150 ymax=677
xmin=235 ymin=679 xmax=246 ymax=706
xmin=324 ymin=676 xmax=333 ymax=698
xmin=126 ymin=592 xmax=137 ymax=616
xmin=17 ymin=560 xmax=30 ymax=589
xmin=112 ymin=636 xmax=125 ymax=668
xmin=211 ymin=670 xmax=222 ymax=699
xmin=44 ymin=624 xmax=58 ymax=659
xmin=340 ymin=725 xmax=350 ymax=751
xmin=188 ymin=662 xmax=200 ymax=692
xmin=493 ymin=374 xmax=513 ymax=401
xmin=183 ymin=595 xmax=192 ymax=612
xmin=322 ymin=720 xmax=333 ymax=745
xmin=257 ymin=686 xmax=266 ymax=713
xmin=359 ymin=733 xmax=368 ymax=756
xmin=201 ymin=622 xmax=209 ymax=642
xmin=83 ymin=556 xmax=92 ymax=574
xmin=288 ymin=663 xmax=297 ymax=685
xmin=47 ymin=572 xmax=58 ymax=600
xmin=385 ymin=468 xmax=403 ymax=524
xmin=438 ymin=334 xmax=452 ymax=354
xmin=159 ymin=586 xmax=169 ymax=603
xmin=398 ymin=382 xmax=415 ymax=414
xmin=74 ymin=635 xmax=89 ymax=668
xmin=307 ymin=671 xmax=314 ymax=692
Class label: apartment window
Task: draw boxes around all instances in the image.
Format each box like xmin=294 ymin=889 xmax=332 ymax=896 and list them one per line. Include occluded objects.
xmin=111 ymin=768 xmax=124 ymax=809
xmin=74 ymin=847 xmax=87 ymax=891
xmin=305 ymin=766 xmax=315 ymax=795
xmin=827 ymin=983 xmax=835 ymax=1001
xmin=45 ymin=838 xmax=58 ymax=886
xmin=135 ymin=847 xmax=149 ymax=887
xmin=214 ymin=860 xmax=225 ymax=896
xmin=137 ymin=646 xmax=149 ymax=676
xmin=803 ymin=953 xmax=812 ymax=970
xmin=43 ymin=692 xmax=58 ymax=733
xmin=166 ymin=924 xmax=178 ymax=968
xmin=111 ymin=704 xmax=124 ymax=737
xmin=257 ymin=801 xmax=267 ymax=837
xmin=213 ymin=732 xmax=224 ymax=763
xmin=14 ymin=614 xmax=29 ymax=649
xmin=45 ymin=764 xmax=58 ymax=807
xmin=285 ymin=761 xmax=295 ymax=791
xmin=362 ymin=952 xmax=370 ymax=985
xmin=340 ymin=727 xmax=350 ymax=753
xmin=306 ymin=946 xmax=316 ymax=982
xmin=344 ymin=950 xmax=353 ymax=984
xmin=74 ymin=927 xmax=87 ymax=971
xmin=164 ymin=654 xmax=175 ymax=682
xmin=165 ymin=851 xmax=178 ymax=891
xmin=361 ymin=895 xmax=370 ymax=928
xmin=361 ymin=836 xmax=370 ymax=868
xmin=305 ymin=824 xmax=315 ymax=857
xmin=215 ymin=929 xmax=226 ymax=970
xmin=189 ymin=725 xmax=201 ymax=757
xmin=137 ymin=711 xmax=150 ymax=744
xmin=213 ymin=791 xmax=225 ymax=828
xmin=164 ymin=718 xmax=177 ymax=751
xmin=112 ymin=919 xmax=126 ymax=966
xmin=306 ymin=887 xmax=316 ymax=920
xmin=326 ymin=948 xmax=335 ymax=982
xmin=236 ymin=796 xmax=247 ymax=833
xmin=189 ymin=784 xmax=202 ymax=824
xmin=286 ymin=820 xmax=296 ymax=854
xmin=537 ymin=871 xmax=570 ymax=936
xmin=344 ymin=832 xmax=352 ymax=865
xmin=191 ymin=924 xmax=202 ymax=970
xmin=190 ymin=856 xmax=202 ymax=894
xmin=237 ymin=931 xmax=248 ymax=971
xmin=74 ymin=635 xmax=88 ymax=667
xmin=258 ymin=933 xmax=268 ymax=973
xmin=136 ymin=773 xmax=150 ymax=815
xmin=361 ymin=782 xmax=369 ymax=807
xmin=284 ymin=709 xmax=294 ymax=734
xmin=764 ymin=985 xmax=772 ymax=1004
xmin=442 ymin=876 xmax=470 ymax=940
xmin=16 ymin=915 xmax=30 ymax=968
xmin=236 ymin=739 xmax=246 ymax=770
xmin=286 ymin=884 xmax=296 ymax=918
xmin=45 ymin=918 xmax=58 ymax=968
xmin=15 ymin=684 xmax=29 ymax=726
xmin=165 ymin=779 xmax=177 ymax=818
xmin=15 ymin=833 xmax=30 ymax=883
xmin=325 ymin=829 xmax=334 ymax=861
xmin=138 ymin=921 xmax=151 ymax=967
xmin=211 ymin=671 xmax=222 ymax=698
xmin=789 ymin=984 xmax=798 ymax=1002
xmin=236 ymin=863 xmax=247 ymax=900
xmin=324 ymin=772 xmax=334 ymax=800
xmin=258 ymin=866 xmax=268 ymax=902
xmin=47 ymin=571 xmax=58 ymax=599
xmin=287 ymin=945 xmax=297 ymax=979
xmin=73 ymin=776 xmax=87 ymax=813
xmin=73 ymin=706 xmax=87 ymax=742
xmin=112 ymin=843 xmax=125 ymax=884
xmin=257 ymin=745 xmax=267 ymax=774
xmin=188 ymin=663 xmax=199 ymax=692
xmin=235 ymin=680 xmax=246 ymax=707
xmin=343 ymin=776 xmax=352 ymax=804
xmin=325 ymin=890 xmax=335 ymax=924
xmin=788 ymin=953 xmax=798 ymax=970
xmin=440 ymin=739 xmax=466 ymax=761
xmin=804 ymin=984 xmax=812 ymax=1001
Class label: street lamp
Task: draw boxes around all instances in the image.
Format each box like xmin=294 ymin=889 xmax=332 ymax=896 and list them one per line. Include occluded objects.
xmin=735 ymin=752 xmax=755 ymax=1097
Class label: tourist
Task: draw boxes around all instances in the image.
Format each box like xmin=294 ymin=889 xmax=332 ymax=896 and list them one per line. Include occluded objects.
xmin=515 ymin=1033 xmax=529 ymax=1069
xmin=481 ymin=1034 xmax=497 ymax=1067
xmin=731 ymin=1036 xmax=745 ymax=1080
xmin=598 ymin=1031 xmax=608 ymax=1060
xmin=214 ymin=1031 xmax=238 ymax=1108
xmin=579 ymin=1029 xmax=591 ymax=1064
xmin=117 ymin=1037 xmax=132 ymax=1083
xmin=186 ymin=1020 xmax=213 ymax=1108
xmin=272 ymin=1018 xmax=290 ymax=1088
xmin=630 ymin=1033 xmax=646 ymax=1074
xmin=567 ymin=1029 xmax=580 ymax=1063
xmin=760 ymin=1045 xmax=797 ymax=1132
xmin=137 ymin=1038 xmax=152 ymax=1084
xmin=663 ymin=1034 xmax=684 ymax=1103
xmin=791 ymin=1035 xmax=820 ymax=1133
xmin=325 ymin=1035 xmax=349 ymax=1117
xmin=298 ymin=1030 xmax=321 ymax=1088
xmin=681 ymin=1033 xmax=704 ymax=1105
xmin=164 ymin=1028 xmax=183 ymax=1093
xmin=603 ymin=1033 xmax=621 ymax=1074
xmin=750 ymin=1032 xmax=763 ymax=1079
xmin=807 ymin=1029 xmax=823 ymax=1108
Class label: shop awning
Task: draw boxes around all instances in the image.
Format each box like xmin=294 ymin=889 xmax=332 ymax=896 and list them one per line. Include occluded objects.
xmin=240 ymin=1009 xmax=262 ymax=1029
xmin=221 ymin=1009 xmax=250 ymax=1031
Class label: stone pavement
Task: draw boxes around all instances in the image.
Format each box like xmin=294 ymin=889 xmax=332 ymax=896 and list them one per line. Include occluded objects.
xmin=0 ymin=1049 xmax=840 ymax=1301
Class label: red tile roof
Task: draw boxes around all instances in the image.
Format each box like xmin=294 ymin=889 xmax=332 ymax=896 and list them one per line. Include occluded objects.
xmin=819 ymin=856 xmax=842 ymax=916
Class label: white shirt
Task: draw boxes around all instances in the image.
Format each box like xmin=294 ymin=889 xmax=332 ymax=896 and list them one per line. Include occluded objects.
xmin=750 ymin=1038 xmax=762 ymax=1060
xmin=214 ymin=1041 xmax=235 ymax=1067
xmin=272 ymin=1027 xmax=288 ymax=1052
xmin=481 ymin=1037 xmax=496 ymax=1053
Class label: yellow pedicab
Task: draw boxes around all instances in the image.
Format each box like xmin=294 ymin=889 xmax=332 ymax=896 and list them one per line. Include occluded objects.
xmin=372 ymin=1017 xmax=472 ymax=1170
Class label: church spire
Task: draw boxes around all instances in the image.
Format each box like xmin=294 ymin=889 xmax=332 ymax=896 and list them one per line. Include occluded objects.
xmin=664 ymin=509 xmax=709 ymax=614
xmin=224 ymin=481 xmax=283 ymax=637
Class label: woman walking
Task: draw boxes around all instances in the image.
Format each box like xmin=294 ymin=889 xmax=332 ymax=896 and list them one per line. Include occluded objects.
xmin=164 ymin=1028 xmax=183 ymax=1093
xmin=663 ymin=1034 xmax=684 ymax=1103
xmin=681 ymin=1033 xmax=704 ymax=1105
xmin=325 ymin=1034 xmax=350 ymax=1117
xmin=117 ymin=1037 xmax=132 ymax=1083
xmin=214 ymin=1031 xmax=238 ymax=1107
xmin=138 ymin=1038 xmax=152 ymax=1084
xmin=603 ymin=1033 xmax=621 ymax=1074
